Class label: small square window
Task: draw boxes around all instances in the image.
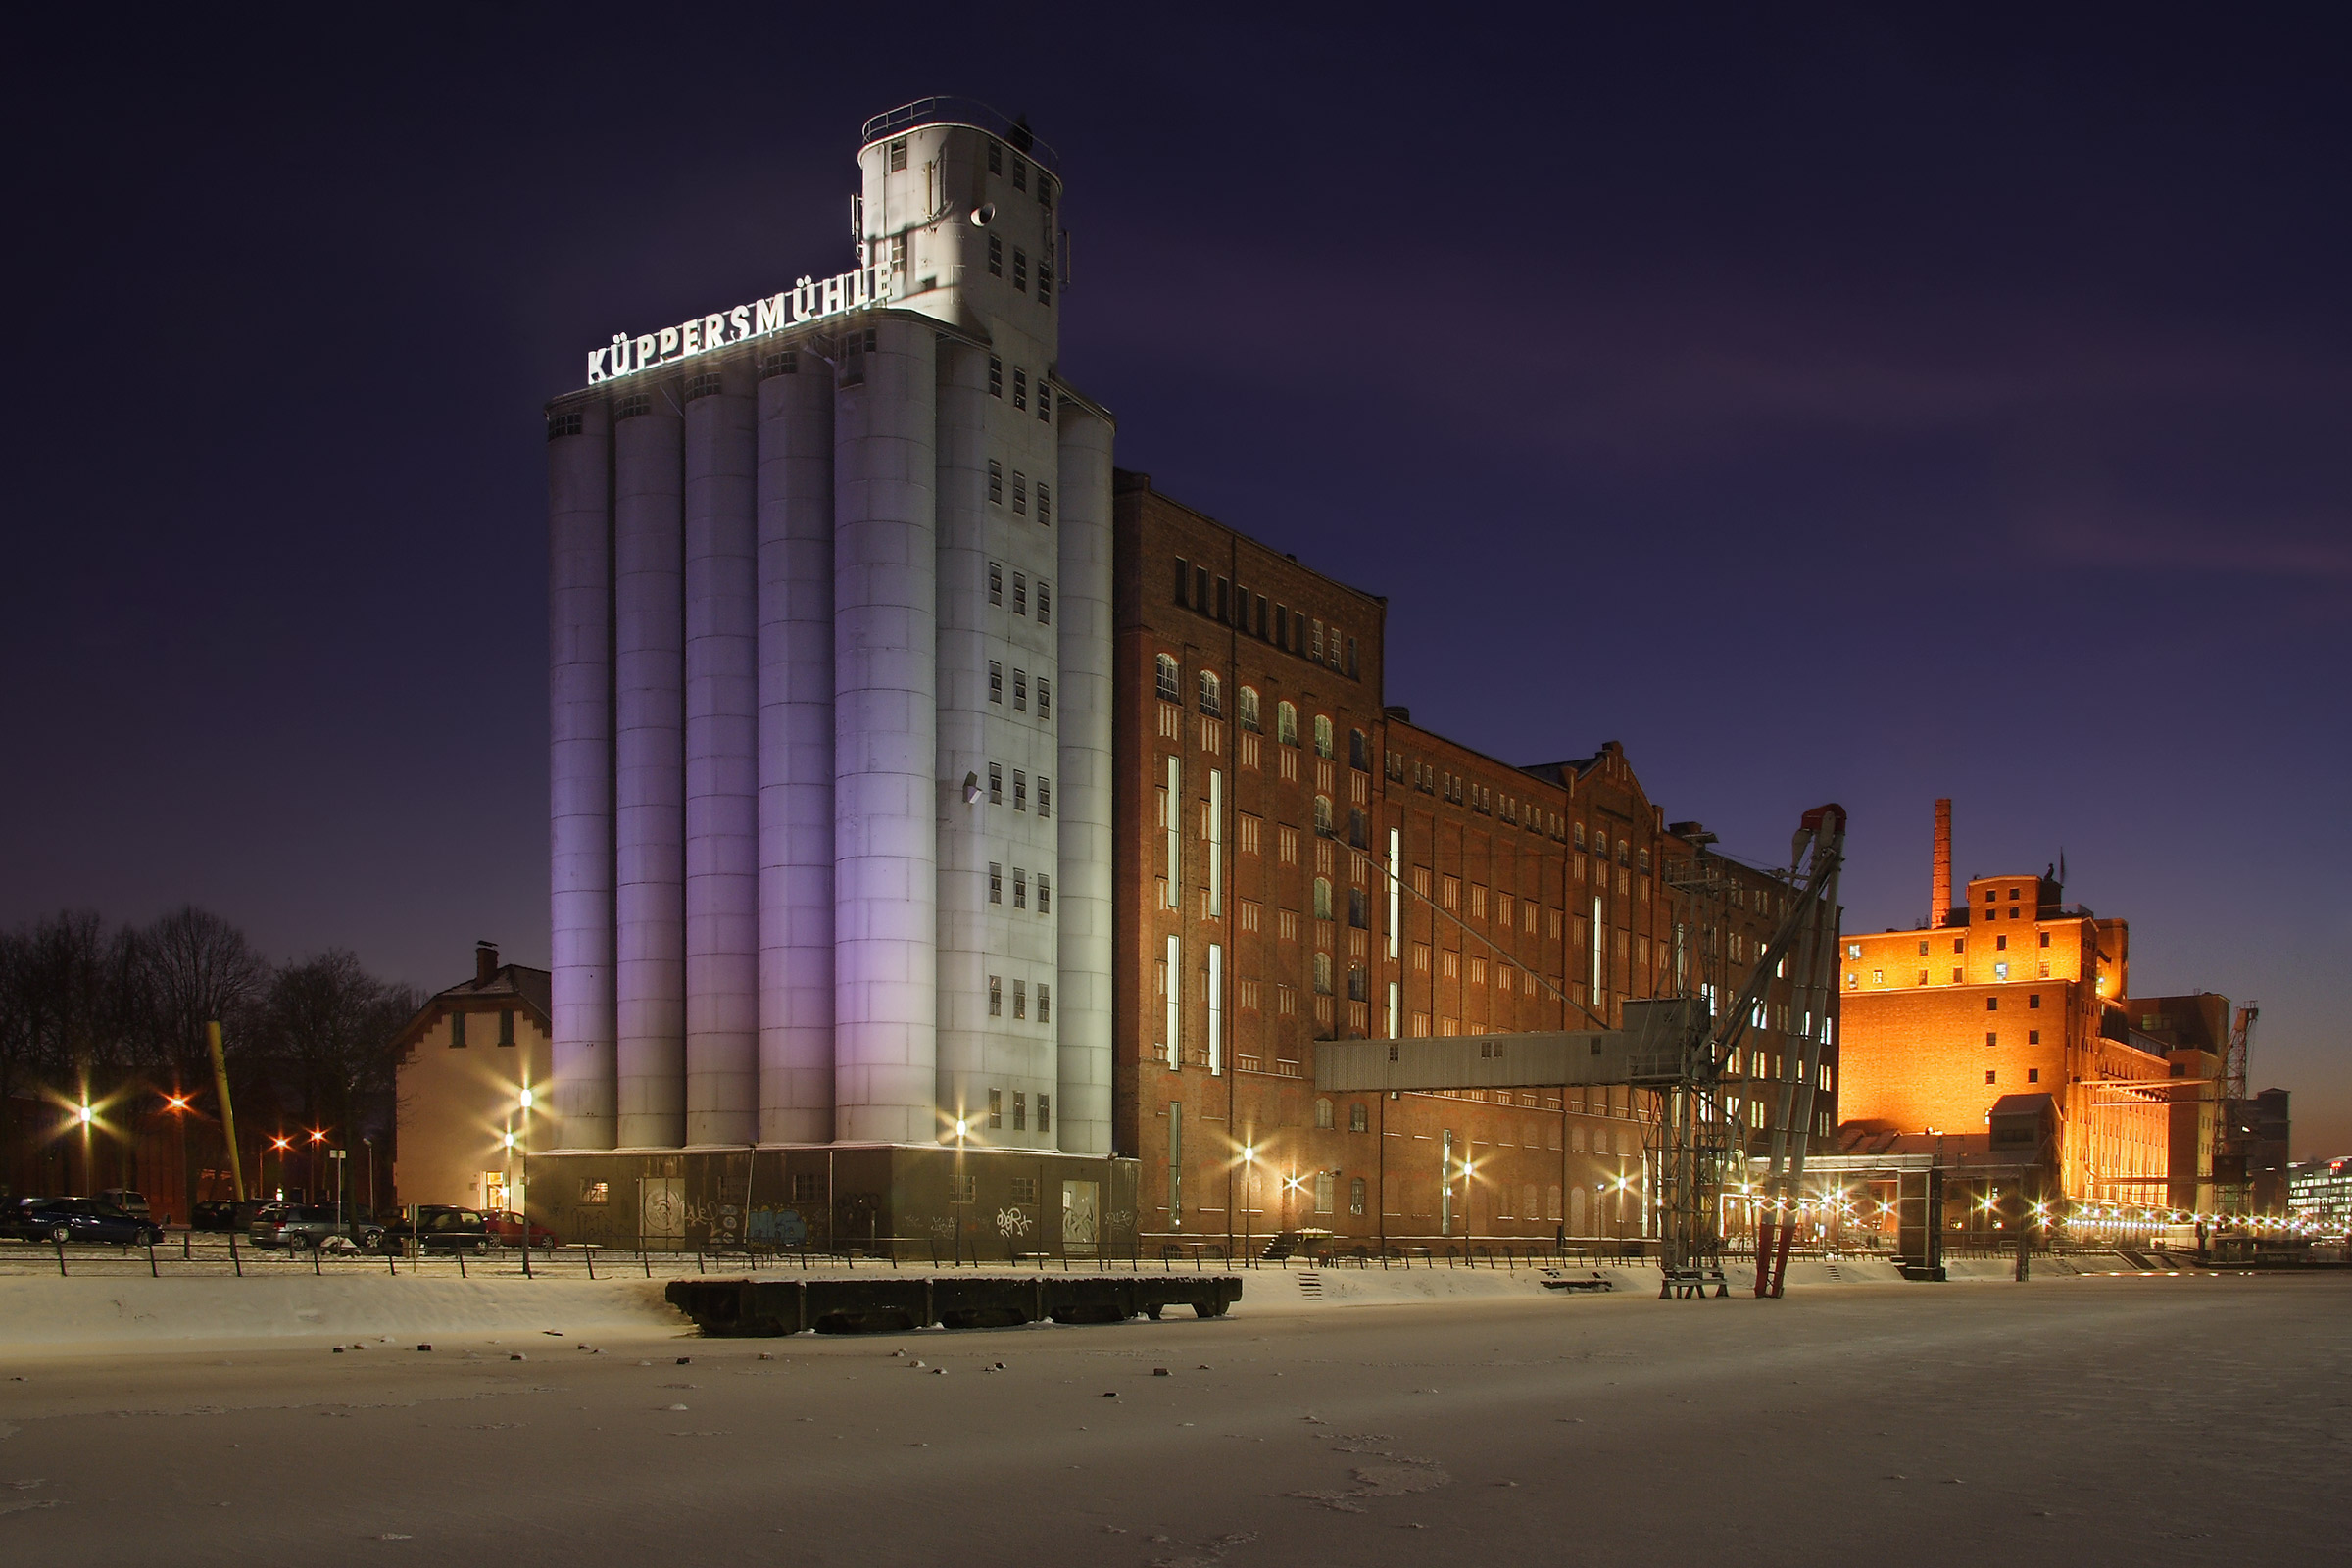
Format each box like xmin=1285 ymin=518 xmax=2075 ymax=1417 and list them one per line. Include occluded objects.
xmin=2039 ymin=931 xmax=2051 ymax=948
xmin=1985 ymin=1070 xmax=1996 ymax=1085
xmin=1996 ymin=934 xmax=2008 ymax=951
xmin=1985 ymin=1030 xmax=1997 ymax=1048
xmin=2028 ymin=994 xmax=2041 ymax=1009
xmin=1986 ymin=997 xmax=1999 ymax=1011
xmin=2027 ymin=1068 xmax=2039 ymax=1083
xmin=2028 ymin=1029 xmax=2040 ymax=1045
xmin=888 ymin=137 xmax=907 ymax=172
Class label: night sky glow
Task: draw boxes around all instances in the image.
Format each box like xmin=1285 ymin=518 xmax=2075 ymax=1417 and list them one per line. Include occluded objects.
xmin=2 ymin=11 xmax=2344 ymax=1152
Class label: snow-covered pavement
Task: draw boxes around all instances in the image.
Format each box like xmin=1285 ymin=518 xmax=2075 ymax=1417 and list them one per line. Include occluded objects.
xmin=0 ymin=1271 xmax=2339 ymax=1565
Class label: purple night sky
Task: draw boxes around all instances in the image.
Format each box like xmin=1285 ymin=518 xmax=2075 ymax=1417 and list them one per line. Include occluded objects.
xmin=3 ymin=11 xmax=2344 ymax=1152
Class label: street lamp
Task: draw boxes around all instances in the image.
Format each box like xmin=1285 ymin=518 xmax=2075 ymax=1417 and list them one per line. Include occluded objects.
xmin=513 ymin=1085 xmax=535 ymax=1277
xmin=1243 ymin=1144 xmax=1256 ymax=1265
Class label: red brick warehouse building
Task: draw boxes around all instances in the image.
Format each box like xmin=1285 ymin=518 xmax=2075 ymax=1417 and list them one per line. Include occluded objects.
xmin=1112 ymin=474 xmax=1826 ymax=1254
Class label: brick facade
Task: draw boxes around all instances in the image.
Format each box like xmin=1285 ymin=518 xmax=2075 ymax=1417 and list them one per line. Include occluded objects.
xmin=1838 ymin=873 xmax=2171 ymax=1201
xmin=1112 ymin=474 xmax=1821 ymax=1252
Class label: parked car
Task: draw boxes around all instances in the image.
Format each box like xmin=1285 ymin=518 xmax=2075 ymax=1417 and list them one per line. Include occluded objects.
xmin=97 ymin=1189 xmax=154 ymax=1222
xmin=374 ymin=1205 xmax=490 ymax=1255
xmin=193 ymin=1198 xmax=279 ymax=1234
xmin=248 ymin=1203 xmax=383 ymax=1250
xmin=15 ymin=1197 xmax=165 ymax=1246
xmin=483 ymin=1209 xmax=560 ymax=1248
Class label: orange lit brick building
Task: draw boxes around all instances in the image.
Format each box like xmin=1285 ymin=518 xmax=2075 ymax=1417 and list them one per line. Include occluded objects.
xmin=1838 ymin=809 xmax=2172 ymax=1203
xmin=1113 ymin=474 xmax=1818 ymax=1251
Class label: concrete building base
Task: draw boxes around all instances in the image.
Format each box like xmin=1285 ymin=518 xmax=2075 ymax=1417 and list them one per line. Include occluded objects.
xmin=526 ymin=1145 xmax=1138 ymax=1259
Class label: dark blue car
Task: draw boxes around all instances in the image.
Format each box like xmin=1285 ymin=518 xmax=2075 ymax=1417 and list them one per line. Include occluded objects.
xmin=13 ymin=1197 xmax=165 ymax=1246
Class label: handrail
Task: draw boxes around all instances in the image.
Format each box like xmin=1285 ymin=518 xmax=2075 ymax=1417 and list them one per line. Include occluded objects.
xmin=859 ymin=97 xmax=1062 ymax=172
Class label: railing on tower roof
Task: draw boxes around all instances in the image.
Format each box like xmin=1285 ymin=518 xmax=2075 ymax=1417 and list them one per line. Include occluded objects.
xmin=860 ymin=97 xmax=1061 ymax=173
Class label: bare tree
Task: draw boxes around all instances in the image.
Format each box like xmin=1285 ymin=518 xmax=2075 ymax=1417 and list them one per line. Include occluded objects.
xmin=263 ymin=951 xmax=417 ymax=1200
xmin=137 ymin=906 xmax=267 ymax=1204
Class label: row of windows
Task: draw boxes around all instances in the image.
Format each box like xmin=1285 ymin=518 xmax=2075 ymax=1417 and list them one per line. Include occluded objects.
xmin=982 ymin=763 xmax=1051 ymax=815
xmin=971 ymin=1087 xmax=1051 ymax=1136
xmin=1848 ymin=928 xmax=2053 ymax=960
xmin=985 ymin=863 xmax=1053 ymax=912
xmin=1171 ymin=558 xmax=1360 ymax=679
xmin=985 ymin=563 xmax=1051 ymax=621
xmin=985 ymin=975 xmax=1052 ymax=1021
xmin=986 ymin=662 xmax=1053 ymax=717
xmin=983 ymin=236 xmax=1055 ymax=307
xmin=983 ymin=355 xmax=1055 ymax=422
xmin=981 ymin=137 xmax=1054 ymax=209
xmin=985 ymin=460 xmax=1052 ymax=519
xmin=1153 ymin=658 xmax=1367 ymax=766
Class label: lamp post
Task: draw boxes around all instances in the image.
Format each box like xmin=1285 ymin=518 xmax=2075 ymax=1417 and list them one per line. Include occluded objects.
xmin=1242 ymin=1144 xmax=1255 ymax=1265
xmin=270 ymin=1135 xmax=291 ymax=1200
xmin=328 ymin=1148 xmax=347 ymax=1238
xmin=308 ymin=1128 xmax=326 ymax=1203
xmin=1462 ymin=1155 xmax=1478 ymax=1248
xmin=166 ymin=1094 xmax=190 ymax=1227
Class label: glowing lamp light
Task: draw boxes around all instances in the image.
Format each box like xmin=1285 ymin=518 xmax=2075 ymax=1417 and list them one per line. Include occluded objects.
xmin=517 ymin=1088 xmax=535 ymax=1110
xmin=167 ymin=1095 xmax=189 ymax=1112
xmin=309 ymin=1129 xmax=326 ymax=1144
xmin=271 ymin=1136 xmax=291 ymax=1152
xmin=503 ymin=1132 xmax=515 ymax=1150
xmin=77 ymin=1102 xmax=93 ymax=1125
xmin=955 ymin=1118 xmax=968 ymax=1139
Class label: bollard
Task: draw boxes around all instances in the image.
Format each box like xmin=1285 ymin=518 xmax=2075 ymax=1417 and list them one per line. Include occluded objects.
xmin=229 ymin=1231 xmax=242 ymax=1277
xmin=585 ymin=1247 xmax=597 ymax=1281
xmin=149 ymin=1242 xmax=160 ymax=1279
xmin=182 ymin=1231 xmax=191 ymax=1260
xmin=55 ymin=1236 xmax=68 ymax=1277
xmin=456 ymin=1245 xmax=466 ymax=1280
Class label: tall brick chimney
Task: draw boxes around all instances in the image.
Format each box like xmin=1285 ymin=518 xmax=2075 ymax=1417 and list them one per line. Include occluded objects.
xmin=475 ymin=940 xmax=499 ymax=987
xmin=1931 ymin=799 xmax=1952 ymax=929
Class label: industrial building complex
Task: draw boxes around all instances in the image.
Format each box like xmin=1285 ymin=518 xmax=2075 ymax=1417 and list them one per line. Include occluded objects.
xmin=377 ymin=101 xmax=2306 ymax=1263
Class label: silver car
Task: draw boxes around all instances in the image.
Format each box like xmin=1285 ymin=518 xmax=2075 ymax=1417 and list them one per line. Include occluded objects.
xmin=249 ymin=1203 xmax=382 ymax=1250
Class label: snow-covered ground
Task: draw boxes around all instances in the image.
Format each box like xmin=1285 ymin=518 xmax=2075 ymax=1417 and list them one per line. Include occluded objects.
xmin=0 ymin=1252 xmax=2159 ymax=1355
xmin=1 ymin=1269 xmax=2340 ymax=1566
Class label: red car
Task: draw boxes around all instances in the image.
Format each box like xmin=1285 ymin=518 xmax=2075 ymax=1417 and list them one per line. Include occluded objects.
xmin=483 ymin=1209 xmax=560 ymax=1248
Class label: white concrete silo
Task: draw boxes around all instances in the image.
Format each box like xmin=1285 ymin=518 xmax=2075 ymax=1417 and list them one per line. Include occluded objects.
xmin=548 ymin=397 xmax=616 ymax=1150
xmin=683 ymin=359 xmax=760 ymax=1145
xmin=831 ymin=316 xmax=939 ymax=1145
xmin=612 ymin=400 xmax=687 ymax=1150
xmin=1054 ymin=403 xmax=1117 ymax=1156
xmin=756 ymin=347 xmax=837 ymax=1144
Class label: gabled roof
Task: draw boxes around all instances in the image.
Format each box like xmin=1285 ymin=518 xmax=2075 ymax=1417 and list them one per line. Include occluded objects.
xmin=390 ymin=962 xmax=552 ymax=1055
